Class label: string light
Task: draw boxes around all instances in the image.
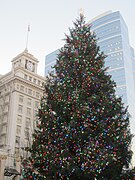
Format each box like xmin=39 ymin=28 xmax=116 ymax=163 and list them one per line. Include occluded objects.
xmin=21 ymin=14 xmax=132 ymax=180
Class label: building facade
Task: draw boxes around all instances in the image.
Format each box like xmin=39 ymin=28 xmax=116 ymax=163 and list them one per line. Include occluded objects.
xmin=45 ymin=49 xmax=59 ymax=76
xmin=88 ymin=11 xmax=135 ymax=106
xmin=88 ymin=11 xmax=135 ymax=166
xmin=45 ymin=11 xmax=135 ymax=166
xmin=0 ymin=49 xmax=45 ymax=179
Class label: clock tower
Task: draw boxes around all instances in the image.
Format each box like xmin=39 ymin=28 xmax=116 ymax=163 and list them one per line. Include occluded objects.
xmin=11 ymin=48 xmax=39 ymax=73
xmin=0 ymin=49 xmax=45 ymax=178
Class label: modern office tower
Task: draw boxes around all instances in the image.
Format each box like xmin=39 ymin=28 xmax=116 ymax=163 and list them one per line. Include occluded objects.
xmin=88 ymin=11 xmax=135 ymax=106
xmin=0 ymin=49 xmax=45 ymax=179
xmin=88 ymin=11 xmax=135 ymax=165
xmin=45 ymin=11 xmax=135 ymax=165
xmin=45 ymin=49 xmax=59 ymax=76
xmin=131 ymin=47 xmax=135 ymax=83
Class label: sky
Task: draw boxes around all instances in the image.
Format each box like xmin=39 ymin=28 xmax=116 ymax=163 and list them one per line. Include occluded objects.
xmin=0 ymin=0 xmax=135 ymax=76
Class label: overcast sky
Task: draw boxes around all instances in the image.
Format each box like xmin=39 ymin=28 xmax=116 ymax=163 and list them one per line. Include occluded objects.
xmin=0 ymin=0 xmax=135 ymax=76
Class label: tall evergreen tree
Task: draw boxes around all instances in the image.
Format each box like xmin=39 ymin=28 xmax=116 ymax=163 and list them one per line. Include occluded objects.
xmin=22 ymin=14 xmax=133 ymax=180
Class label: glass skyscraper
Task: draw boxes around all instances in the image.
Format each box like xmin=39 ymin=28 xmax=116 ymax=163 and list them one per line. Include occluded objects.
xmin=45 ymin=11 xmax=135 ymax=165
xmin=89 ymin=12 xmax=135 ymax=165
xmin=45 ymin=49 xmax=59 ymax=76
xmin=88 ymin=11 xmax=135 ymax=105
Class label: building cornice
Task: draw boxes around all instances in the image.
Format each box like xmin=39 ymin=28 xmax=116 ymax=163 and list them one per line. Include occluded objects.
xmin=11 ymin=49 xmax=39 ymax=63
xmin=0 ymin=68 xmax=45 ymax=87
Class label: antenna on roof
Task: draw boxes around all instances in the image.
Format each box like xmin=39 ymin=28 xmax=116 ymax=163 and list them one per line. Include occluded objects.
xmin=25 ymin=24 xmax=30 ymax=51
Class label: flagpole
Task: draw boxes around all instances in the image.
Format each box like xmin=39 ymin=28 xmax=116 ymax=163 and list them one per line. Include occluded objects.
xmin=26 ymin=25 xmax=30 ymax=50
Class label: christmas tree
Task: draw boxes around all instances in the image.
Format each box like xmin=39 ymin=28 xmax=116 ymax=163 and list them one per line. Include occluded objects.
xmin=22 ymin=14 xmax=133 ymax=179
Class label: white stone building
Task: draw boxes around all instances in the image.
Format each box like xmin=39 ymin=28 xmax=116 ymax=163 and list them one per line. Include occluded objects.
xmin=0 ymin=49 xmax=45 ymax=179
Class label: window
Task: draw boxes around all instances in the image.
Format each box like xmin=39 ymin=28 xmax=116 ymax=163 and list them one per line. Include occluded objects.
xmin=24 ymin=74 xmax=27 ymax=79
xmin=16 ymin=125 xmax=21 ymax=135
xmin=33 ymin=78 xmax=36 ymax=84
xmin=2 ymin=125 xmax=7 ymax=134
xmin=17 ymin=115 xmax=22 ymax=124
xmin=16 ymin=136 xmax=20 ymax=146
xmin=36 ymin=92 xmax=40 ymax=98
xmin=27 ymin=108 xmax=31 ymax=116
xmin=4 ymin=105 xmax=8 ymax=113
xmin=25 ymin=118 xmax=30 ymax=128
xmin=5 ymin=95 xmax=9 ymax=102
xmin=18 ymin=105 xmax=23 ymax=114
xmin=17 ymin=84 xmax=19 ymax=90
xmin=20 ymin=85 xmax=24 ymax=92
xmin=27 ymin=98 xmax=31 ymax=106
xmin=25 ymin=128 xmax=29 ymax=138
xmin=28 ymin=89 xmax=32 ymax=95
xmin=3 ymin=115 xmax=8 ymax=123
xmin=38 ymin=80 xmax=41 ymax=86
xmin=1 ymin=135 xmax=6 ymax=145
xmin=15 ymin=147 xmax=19 ymax=156
xmin=35 ymin=101 xmax=39 ymax=108
xmin=24 ymin=139 xmax=28 ymax=147
xmin=19 ymin=95 xmax=23 ymax=103
xmin=29 ymin=76 xmax=32 ymax=81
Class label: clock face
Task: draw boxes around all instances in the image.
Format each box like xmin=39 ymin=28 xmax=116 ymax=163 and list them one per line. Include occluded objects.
xmin=26 ymin=62 xmax=34 ymax=71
